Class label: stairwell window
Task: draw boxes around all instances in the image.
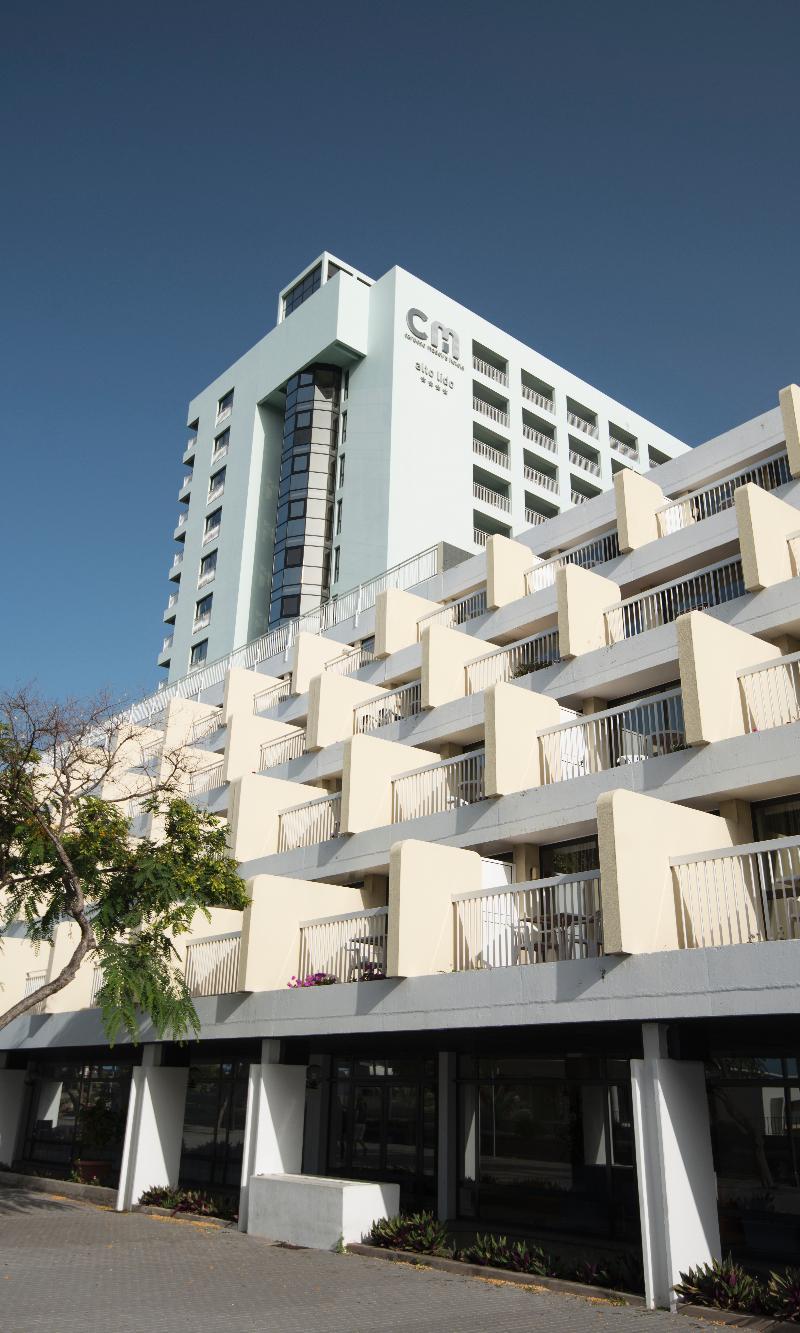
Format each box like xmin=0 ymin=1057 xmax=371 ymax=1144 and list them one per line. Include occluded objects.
xmin=338 ymin=454 xmax=345 ymax=488
xmin=336 ymin=499 xmax=343 ymax=535
xmin=333 ymin=546 xmax=341 ymax=582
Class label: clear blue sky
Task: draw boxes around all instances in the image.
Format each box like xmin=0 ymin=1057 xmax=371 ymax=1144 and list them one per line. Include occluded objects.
xmin=2 ymin=0 xmax=798 ymax=703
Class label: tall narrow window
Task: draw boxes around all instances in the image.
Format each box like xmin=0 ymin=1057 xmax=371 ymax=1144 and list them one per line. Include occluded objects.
xmin=336 ymin=499 xmax=343 ymax=535
xmin=338 ymin=454 xmax=345 ymax=488
xmin=341 ymin=411 xmax=348 ymax=443
xmin=333 ymin=546 xmax=341 ymax=582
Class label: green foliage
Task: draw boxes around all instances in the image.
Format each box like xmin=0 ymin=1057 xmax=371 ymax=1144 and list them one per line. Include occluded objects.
xmin=674 ymin=1256 xmax=767 ymax=1313
xmin=767 ymin=1268 xmax=800 ymax=1322
xmin=137 ymin=1185 xmax=238 ymax=1221
xmin=365 ymin=1211 xmax=453 ymax=1257
xmin=457 ymin=1233 xmax=558 ymax=1276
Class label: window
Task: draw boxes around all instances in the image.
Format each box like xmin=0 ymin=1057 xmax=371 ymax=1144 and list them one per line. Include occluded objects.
xmin=291 ymin=453 xmax=309 ymax=474
xmin=336 ymin=499 xmax=343 ymax=535
xmin=333 ymin=546 xmax=341 ymax=582
xmin=343 ymin=369 xmax=349 ymax=399
xmin=213 ymin=428 xmax=229 ymax=457
xmin=194 ymin=594 xmax=213 ymax=625
xmin=280 ymin=594 xmax=301 ymax=618
xmin=284 ymin=546 xmax=304 ymax=568
xmin=341 ymin=411 xmax=347 ymax=443
xmin=199 ymin=551 xmax=217 ymax=585
xmin=190 ymin=640 xmax=208 ymax=667
xmin=209 ymin=467 xmax=226 ymax=498
xmin=338 ymin=455 xmax=345 ymax=488
xmin=204 ymin=508 xmax=221 ymax=538
xmin=281 ymin=262 xmax=322 ymax=318
xmin=288 ymin=498 xmax=307 ymax=519
xmin=216 ymin=389 xmax=234 ymax=422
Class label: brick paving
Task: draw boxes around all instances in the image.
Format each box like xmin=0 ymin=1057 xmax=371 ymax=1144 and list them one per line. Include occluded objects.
xmin=0 ymin=1187 xmax=718 ymax=1333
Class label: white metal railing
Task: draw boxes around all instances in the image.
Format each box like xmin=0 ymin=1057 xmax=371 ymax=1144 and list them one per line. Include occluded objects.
xmin=465 ymin=628 xmax=560 ymax=693
xmin=176 ymin=511 xmax=187 ymax=529
xmin=191 ymin=709 xmax=225 ymax=743
xmin=253 ymin=679 xmax=292 ymax=715
xmin=610 ymin=435 xmax=638 ymax=460
xmin=129 ymin=546 xmax=442 ymax=725
xmin=473 ymin=395 xmax=510 ymax=427
xmin=354 ymin=681 xmax=422 ymax=733
xmin=259 ymin=729 xmax=306 ymax=769
xmin=539 ymin=689 xmax=686 ymax=783
xmin=190 ymin=762 xmax=225 ymax=795
xmin=324 ymin=645 xmax=376 ymax=677
xmin=473 ymin=528 xmax=490 ymax=546
xmin=184 ymin=931 xmax=241 ymax=997
xmin=523 ymin=423 xmax=557 ymax=452
xmin=567 ymin=410 xmax=599 ymax=438
xmin=473 ymin=438 xmax=510 ymax=469
xmin=525 ymin=508 xmax=549 ymax=526
xmin=392 ymin=750 xmax=486 ymax=822
xmin=166 ymin=592 xmax=178 ymax=609
xmin=185 ymin=438 xmax=196 ymax=456
xmin=569 ymin=447 xmax=601 ymax=477
xmin=525 ymin=529 xmax=620 ymax=594
xmin=671 ymin=836 xmax=800 ymax=949
xmin=571 ymin=490 xmax=594 ymax=505
xmin=137 ymin=741 xmax=161 ymax=773
xmin=453 ymin=872 xmax=602 ymax=970
xmin=473 ymin=482 xmax=511 ymax=512
xmin=472 ymin=355 xmax=508 ymax=386
xmin=278 ymin=791 xmax=342 ymax=851
xmin=521 ymin=384 xmax=555 ymax=413
xmin=656 ymin=451 xmax=790 ymax=536
xmin=298 ymin=906 xmax=388 ymax=983
xmin=524 ymin=463 xmax=558 ymax=492
xmin=604 ymin=557 xmax=746 ymax=643
xmin=23 ymin=971 xmax=47 ymax=1015
xmin=739 ymin=651 xmax=800 ymax=734
xmin=89 ymin=968 xmax=103 ymax=1006
xmin=417 ymin=588 xmax=488 ymax=637
xmin=160 ymin=635 xmax=173 ymax=655
xmin=171 ymin=553 xmax=183 ymax=571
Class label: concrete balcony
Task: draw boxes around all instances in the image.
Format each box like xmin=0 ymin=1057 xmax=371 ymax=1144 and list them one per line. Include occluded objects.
xmin=569 ymin=447 xmax=601 ymax=477
xmin=453 ymin=872 xmax=602 ymax=970
xmin=610 ymin=435 xmax=638 ymax=461
xmin=184 ymin=931 xmax=241 ymax=997
xmin=604 ymin=557 xmax=745 ymax=644
xmin=738 ymin=650 xmax=800 ymax=733
xmin=472 ymin=394 xmax=509 ymax=428
xmin=169 ymin=553 xmax=183 ymax=579
xmin=391 ymin=749 xmax=486 ymax=822
xmin=521 ymin=383 xmax=555 ymax=414
xmin=473 ymin=481 xmax=510 ymax=513
xmin=278 ymin=791 xmax=342 ymax=851
xmin=189 ymin=761 xmax=225 ymax=797
xmin=190 ymin=709 xmax=225 ymax=745
xmin=259 ymin=729 xmax=306 ymax=771
xmin=253 ymin=679 xmax=292 ymax=716
xmin=671 ymin=836 xmax=800 ymax=950
xmin=525 ymin=529 xmax=620 ymax=594
xmin=298 ymin=905 xmax=388 ymax=983
xmin=417 ymin=588 xmax=488 ymax=637
xmin=473 ymin=438 xmax=509 ymax=470
xmin=656 ymin=450 xmax=790 ymax=536
xmin=522 ymin=423 xmax=557 ymax=453
xmin=465 ymin=628 xmax=560 ymax=694
xmin=354 ymin=681 xmax=422 ymax=734
xmin=472 ymin=355 xmax=508 ymax=386
xmin=567 ymin=409 xmax=599 ymax=439
xmin=538 ymin=688 xmax=686 ymax=784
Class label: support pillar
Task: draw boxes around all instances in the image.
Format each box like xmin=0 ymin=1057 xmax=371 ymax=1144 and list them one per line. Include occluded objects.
xmin=116 ymin=1044 xmax=188 ymax=1212
xmin=631 ymin=1023 xmax=720 ymax=1310
xmin=239 ymin=1038 xmax=306 ymax=1232
xmin=437 ymin=1052 xmax=457 ymax=1222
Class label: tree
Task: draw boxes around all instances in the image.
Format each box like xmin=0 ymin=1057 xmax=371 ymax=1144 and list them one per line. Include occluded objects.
xmin=0 ymin=686 xmax=248 ymax=1041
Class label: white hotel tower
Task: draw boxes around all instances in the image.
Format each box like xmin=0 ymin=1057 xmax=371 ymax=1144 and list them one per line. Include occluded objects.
xmin=161 ymin=253 xmax=687 ymax=681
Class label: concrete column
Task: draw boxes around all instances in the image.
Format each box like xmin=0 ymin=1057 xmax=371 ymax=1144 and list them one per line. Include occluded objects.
xmin=631 ymin=1023 xmax=720 ymax=1311
xmin=116 ymin=1044 xmax=189 ymax=1212
xmin=238 ymin=1038 xmax=307 ymax=1232
xmin=437 ymin=1052 xmax=457 ymax=1222
xmin=0 ymin=1068 xmax=28 ymax=1166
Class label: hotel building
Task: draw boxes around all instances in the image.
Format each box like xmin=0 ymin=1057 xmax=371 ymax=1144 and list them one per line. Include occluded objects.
xmin=159 ymin=253 xmax=686 ymax=681
xmin=3 ymin=355 xmax=800 ymax=1307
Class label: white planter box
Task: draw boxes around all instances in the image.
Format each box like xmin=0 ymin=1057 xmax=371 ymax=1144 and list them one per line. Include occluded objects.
xmin=248 ymin=1173 xmax=400 ymax=1250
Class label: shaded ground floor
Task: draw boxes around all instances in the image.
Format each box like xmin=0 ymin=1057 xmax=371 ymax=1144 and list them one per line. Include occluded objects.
xmin=0 ymin=1188 xmax=715 ymax=1333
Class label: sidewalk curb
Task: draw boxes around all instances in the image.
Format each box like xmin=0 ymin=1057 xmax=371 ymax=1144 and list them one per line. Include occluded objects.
xmin=0 ymin=1171 xmax=117 ymax=1206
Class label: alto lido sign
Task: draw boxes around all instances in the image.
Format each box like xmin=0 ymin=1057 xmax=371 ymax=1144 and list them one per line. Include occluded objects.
xmin=404 ymin=307 xmax=464 ymax=398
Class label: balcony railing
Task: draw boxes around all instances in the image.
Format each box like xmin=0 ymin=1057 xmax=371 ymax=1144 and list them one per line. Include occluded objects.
xmin=89 ymin=968 xmax=104 ymax=1006
xmin=610 ymin=435 xmax=638 ymax=460
xmin=473 ymin=482 xmax=511 ymax=513
xmin=259 ymin=729 xmax=306 ymax=770
xmin=253 ymin=679 xmax=292 ymax=715
xmin=465 ymin=628 xmax=560 ymax=694
xmin=522 ymin=424 xmax=557 ymax=452
xmin=671 ymin=836 xmax=800 ymax=949
xmin=354 ymin=681 xmax=422 ymax=734
xmin=472 ymin=355 xmax=508 ymax=386
xmin=473 ymin=395 xmax=510 ymax=427
xmin=417 ymin=588 xmax=488 ymax=638
xmin=176 ymin=511 xmax=188 ymax=530
xmin=739 ymin=651 xmax=800 ymax=734
xmin=539 ymin=688 xmax=686 ymax=784
xmin=656 ymin=451 xmax=790 ymax=536
xmin=604 ymin=557 xmax=745 ymax=644
xmin=184 ymin=931 xmax=241 ymax=997
xmin=166 ymin=592 xmax=178 ymax=610
xmin=181 ymin=473 xmax=193 ymax=490
xmin=525 ymin=529 xmax=620 ymax=594
xmin=324 ymin=645 xmax=376 ymax=677
xmin=524 ymin=464 xmax=558 ymax=493
xmin=525 ymin=508 xmax=549 ymax=526
xmin=171 ymin=553 xmax=183 ymax=572
xmin=453 ymin=872 xmax=602 ymax=970
xmin=567 ymin=410 xmax=599 ymax=438
xmin=473 ymin=528 xmax=490 ymax=546
xmin=521 ymin=384 xmax=555 ymax=413
xmin=160 ymin=635 xmax=173 ymax=656
xmin=23 ymin=971 xmax=47 ymax=1015
xmin=190 ymin=762 xmax=225 ymax=795
xmin=191 ymin=709 xmax=225 ymax=743
xmin=278 ymin=791 xmax=342 ymax=851
xmin=128 ymin=544 xmax=442 ymax=723
xmin=473 ymin=439 xmax=510 ymax=469
xmin=568 ymin=448 xmax=601 ymax=477
xmin=570 ymin=490 xmax=594 ymax=505
xmin=298 ymin=906 xmax=388 ymax=983
xmin=392 ymin=750 xmax=486 ymax=822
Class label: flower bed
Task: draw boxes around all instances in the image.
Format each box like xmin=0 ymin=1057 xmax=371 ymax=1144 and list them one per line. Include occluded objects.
xmin=137 ymin=1186 xmax=238 ymax=1222
xmin=675 ymin=1256 xmax=800 ymax=1322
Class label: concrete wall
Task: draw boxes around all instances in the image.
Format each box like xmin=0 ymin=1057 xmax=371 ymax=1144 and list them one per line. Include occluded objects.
xmin=615 ymin=467 xmax=666 ymax=552
xmin=735 ymin=482 xmax=798 ymax=591
xmin=486 ymin=535 xmax=530 ymax=609
xmin=780 ymin=383 xmax=800 ymax=478
xmin=306 ymin=672 xmax=386 ymax=751
xmin=228 ymin=772 xmax=327 ymax=860
xmin=238 ymin=875 xmax=372 ymax=992
xmin=556 ymin=563 xmax=620 ymax=658
xmin=117 ymin=1056 xmax=189 ymax=1211
xmin=375 ymin=587 xmax=440 ymax=657
xmin=677 ymin=610 xmax=781 ymax=744
xmin=341 ymin=734 xmax=431 ymax=834
xmin=422 ymin=624 xmax=494 ymax=708
xmin=290 ymin=633 xmax=348 ymax=697
xmin=388 ymin=839 xmax=481 ymax=977
xmin=484 ymin=683 xmax=563 ymax=796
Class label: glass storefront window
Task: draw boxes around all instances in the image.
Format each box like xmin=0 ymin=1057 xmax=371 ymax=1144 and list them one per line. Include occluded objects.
xmin=21 ymin=1060 xmax=133 ymax=1186
xmin=179 ymin=1060 xmax=249 ymax=1193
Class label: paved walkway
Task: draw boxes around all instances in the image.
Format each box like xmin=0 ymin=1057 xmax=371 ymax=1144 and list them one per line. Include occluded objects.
xmin=0 ymin=1187 xmax=718 ymax=1333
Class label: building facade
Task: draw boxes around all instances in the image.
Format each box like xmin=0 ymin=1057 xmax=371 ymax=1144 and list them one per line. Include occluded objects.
xmin=160 ymin=253 xmax=687 ymax=681
xmin=3 ymin=383 xmax=800 ymax=1311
